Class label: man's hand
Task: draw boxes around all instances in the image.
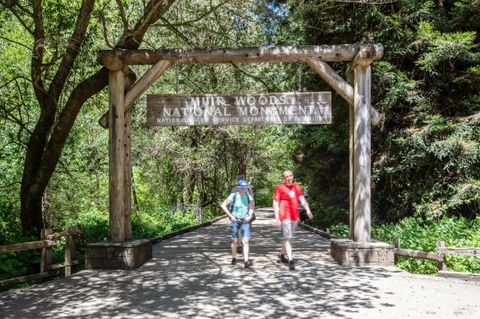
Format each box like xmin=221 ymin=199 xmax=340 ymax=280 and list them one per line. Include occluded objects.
xmin=275 ymin=219 xmax=281 ymax=229
xmin=307 ymin=211 xmax=313 ymax=220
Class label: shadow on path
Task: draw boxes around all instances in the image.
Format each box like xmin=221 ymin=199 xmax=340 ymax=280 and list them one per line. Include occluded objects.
xmin=0 ymin=208 xmax=479 ymax=318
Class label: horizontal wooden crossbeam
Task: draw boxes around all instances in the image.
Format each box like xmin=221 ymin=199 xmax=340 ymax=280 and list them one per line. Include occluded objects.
xmin=98 ymin=44 xmax=384 ymax=70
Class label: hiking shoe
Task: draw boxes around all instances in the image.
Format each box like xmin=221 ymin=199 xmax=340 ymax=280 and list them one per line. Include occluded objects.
xmin=231 ymin=257 xmax=236 ymax=265
xmin=278 ymin=253 xmax=288 ymax=264
xmin=288 ymin=259 xmax=295 ymax=270
xmin=244 ymin=260 xmax=253 ymax=268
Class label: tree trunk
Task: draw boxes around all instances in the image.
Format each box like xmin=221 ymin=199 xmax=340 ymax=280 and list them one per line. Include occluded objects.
xmin=16 ymin=0 xmax=176 ymax=237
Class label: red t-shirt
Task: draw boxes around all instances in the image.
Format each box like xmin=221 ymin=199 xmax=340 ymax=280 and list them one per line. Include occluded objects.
xmin=273 ymin=183 xmax=303 ymax=221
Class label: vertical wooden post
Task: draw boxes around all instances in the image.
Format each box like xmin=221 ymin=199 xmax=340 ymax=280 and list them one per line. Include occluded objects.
xmin=346 ymin=68 xmax=355 ymax=240
xmin=64 ymin=228 xmax=75 ymax=277
xmin=436 ymin=240 xmax=447 ymax=271
xmin=351 ymin=63 xmax=372 ymax=242
xmin=109 ymin=70 xmax=126 ymax=242
xmin=394 ymin=238 xmax=401 ymax=263
xmin=349 ymin=105 xmax=355 ymax=240
xmin=124 ymin=108 xmax=132 ymax=240
xmin=40 ymin=228 xmax=52 ymax=273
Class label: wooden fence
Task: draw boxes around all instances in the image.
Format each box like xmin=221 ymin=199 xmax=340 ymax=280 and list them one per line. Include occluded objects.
xmin=0 ymin=228 xmax=81 ymax=287
xmin=394 ymin=238 xmax=480 ymax=281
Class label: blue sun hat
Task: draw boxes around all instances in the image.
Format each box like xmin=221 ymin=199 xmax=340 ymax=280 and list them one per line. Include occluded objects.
xmin=237 ymin=180 xmax=249 ymax=189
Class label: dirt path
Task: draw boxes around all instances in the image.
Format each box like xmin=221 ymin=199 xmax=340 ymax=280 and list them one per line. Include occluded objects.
xmin=1 ymin=208 xmax=479 ymax=318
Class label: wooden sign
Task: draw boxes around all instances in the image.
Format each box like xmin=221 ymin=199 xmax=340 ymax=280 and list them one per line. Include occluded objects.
xmin=146 ymin=92 xmax=332 ymax=126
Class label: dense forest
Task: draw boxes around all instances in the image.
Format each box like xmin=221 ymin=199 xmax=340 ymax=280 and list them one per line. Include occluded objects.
xmin=1 ymin=0 xmax=479 ymax=280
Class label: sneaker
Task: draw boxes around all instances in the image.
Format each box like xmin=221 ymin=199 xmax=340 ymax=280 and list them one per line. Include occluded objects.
xmin=278 ymin=253 xmax=288 ymax=264
xmin=231 ymin=257 xmax=236 ymax=265
xmin=244 ymin=260 xmax=253 ymax=268
xmin=288 ymin=259 xmax=295 ymax=270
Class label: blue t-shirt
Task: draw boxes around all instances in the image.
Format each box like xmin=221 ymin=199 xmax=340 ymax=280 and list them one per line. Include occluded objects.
xmin=228 ymin=192 xmax=252 ymax=218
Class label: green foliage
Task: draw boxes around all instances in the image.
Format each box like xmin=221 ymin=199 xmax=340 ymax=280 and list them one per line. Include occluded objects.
xmin=1 ymin=0 xmax=479 ymax=281
xmin=132 ymin=209 xmax=197 ymax=239
xmin=284 ymin=0 xmax=480 ymax=224
xmin=416 ymin=22 xmax=478 ymax=75
xmin=326 ymin=216 xmax=480 ymax=275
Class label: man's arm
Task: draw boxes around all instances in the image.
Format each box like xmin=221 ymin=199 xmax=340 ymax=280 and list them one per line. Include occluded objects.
xmin=246 ymin=200 xmax=254 ymax=221
xmin=220 ymin=198 xmax=236 ymax=220
xmin=273 ymin=199 xmax=280 ymax=223
xmin=299 ymin=195 xmax=313 ymax=220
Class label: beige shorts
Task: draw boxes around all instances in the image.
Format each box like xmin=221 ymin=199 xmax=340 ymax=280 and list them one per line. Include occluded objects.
xmin=281 ymin=220 xmax=298 ymax=239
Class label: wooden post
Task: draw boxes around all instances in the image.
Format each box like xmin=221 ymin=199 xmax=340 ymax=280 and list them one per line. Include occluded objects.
xmin=436 ymin=240 xmax=447 ymax=271
xmin=124 ymin=108 xmax=132 ymax=240
xmin=349 ymin=102 xmax=355 ymax=240
xmin=394 ymin=238 xmax=401 ymax=263
xmin=351 ymin=62 xmax=372 ymax=242
xmin=109 ymin=70 xmax=126 ymax=242
xmin=40 ymin=228 xmax=53 ymax=273
xmin=64 ymin=228 xmax=75 ymax=277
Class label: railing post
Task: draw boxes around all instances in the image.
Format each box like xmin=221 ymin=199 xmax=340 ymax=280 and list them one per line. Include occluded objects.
xmin=394 ymin=238 xmax=401 ymax=263
xmin=436 ymin=240 xmax=447 ymax=271
xmin=64 ymin=228 xmax=75 ymax=277
xmin=40 ymin=228 xmax=53 ymax=273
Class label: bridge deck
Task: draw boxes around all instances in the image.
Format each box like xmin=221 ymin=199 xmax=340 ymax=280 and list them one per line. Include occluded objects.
xmin=0 ymin=208 xmax=479 ymax=318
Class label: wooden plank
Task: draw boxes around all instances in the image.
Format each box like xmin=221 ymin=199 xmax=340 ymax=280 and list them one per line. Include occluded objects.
xmin=109 ymin=70 xmax=126 ymax=242
xmin=98 ymin=44 xmax=384 ymax=68
xmin=0 ymin=240 xmax=55 ymax=254
xmin=49 ymin=260 xmax=80 ymax=270
xmin=394 ymin=248 xmax=442 ymax=261
xmin=438 ymin=270 xmax=480 ymax=282
xmin=437 ymin=247 xmax=480 ymax=257
xmin=0 ymin=270 xmax=59 ymax=288
xmin=351 ymin=64 xmax=371 ymax=242
xmin=147 ymin=92 xmax=332 ymax=126
xmin=46 ymin=229 xmax=81 ymax=240
xmin=99 ymin=60 xmax=171 ymax=128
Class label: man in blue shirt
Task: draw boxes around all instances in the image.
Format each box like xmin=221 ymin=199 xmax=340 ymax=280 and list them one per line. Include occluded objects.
xmin=220 ymin=180 xmax=255 ymax=268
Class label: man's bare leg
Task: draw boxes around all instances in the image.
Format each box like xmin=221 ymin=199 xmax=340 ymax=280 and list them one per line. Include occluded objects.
xmin=237 ymin=229 xmax=243 ymax=250
xmin=231 ymin=239 xmax=238 ymax=258
xmin=242 ymin=240 xmax=249 ymax=262
xmin=284 ymin=239 xmax=293 ymax=261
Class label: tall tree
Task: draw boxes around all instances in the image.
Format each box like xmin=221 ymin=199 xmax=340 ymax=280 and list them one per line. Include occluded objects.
xmin=0 ymin=0 xmax=176 ymax=236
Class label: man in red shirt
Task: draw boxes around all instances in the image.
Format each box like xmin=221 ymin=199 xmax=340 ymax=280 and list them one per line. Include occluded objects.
xmin=273 ymin=170 xmax=313 ymax=270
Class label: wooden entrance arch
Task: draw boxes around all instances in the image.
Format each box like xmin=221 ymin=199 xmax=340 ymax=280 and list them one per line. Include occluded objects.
xmin=97 ymin=44 xmax=384 ymax=244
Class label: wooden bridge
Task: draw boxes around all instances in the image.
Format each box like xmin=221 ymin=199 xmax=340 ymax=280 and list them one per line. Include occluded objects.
xmin=0 ymin=208 xmax=479 ymax=318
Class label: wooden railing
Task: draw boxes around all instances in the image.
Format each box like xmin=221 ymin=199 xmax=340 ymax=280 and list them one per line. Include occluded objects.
xmin=0 ymin=228 xmax=81 ymax=287
xmin=394 ymin=238 xmax=480 ymax=281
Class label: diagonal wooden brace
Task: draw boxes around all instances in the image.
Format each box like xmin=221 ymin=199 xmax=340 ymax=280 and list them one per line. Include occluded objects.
xmin=306 ymin=57 xmax=382 ymax=126
xmin=99 ymin=60 xmax=172 ymax=128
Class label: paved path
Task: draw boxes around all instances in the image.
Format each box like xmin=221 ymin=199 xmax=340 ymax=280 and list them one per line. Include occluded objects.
xmin=1 ymin=208 xmax=479 ymax=318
